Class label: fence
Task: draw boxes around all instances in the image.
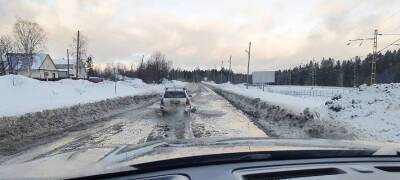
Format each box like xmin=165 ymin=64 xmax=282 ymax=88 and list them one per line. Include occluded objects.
xmin=253 ymin=84 xmax=356 ymax=98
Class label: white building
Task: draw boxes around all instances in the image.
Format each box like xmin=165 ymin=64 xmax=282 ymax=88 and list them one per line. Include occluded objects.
xmin=5 ymin=53 xmax=59 ymax=80
xmin=54 ymin=58 xmax=87 ymax=79
xmin=252 ymin=71 xmax=275 ymax=85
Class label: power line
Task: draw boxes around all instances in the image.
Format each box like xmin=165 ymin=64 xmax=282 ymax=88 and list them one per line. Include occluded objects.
xmin=347 ymin=29 xmax=400 ymax=85
xmin=380 ymin=33 xmax=400 ymax=36
xmin=377 ymin=37 xmax=400 ymax=53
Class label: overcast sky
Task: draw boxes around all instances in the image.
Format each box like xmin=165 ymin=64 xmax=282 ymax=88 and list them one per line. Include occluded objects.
xmin=1 ymin=0 xmax=400 ymax=72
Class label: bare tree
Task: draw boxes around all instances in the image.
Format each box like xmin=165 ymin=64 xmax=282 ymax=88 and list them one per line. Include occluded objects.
xmin=0 ymin=35 xmax=15 ymax=75
xmin=13 ymin=18 xmax=46 ymax=76
xmin=13 ymin=18 xmax=46 ymax=54
xmin=86 ymin=56 xmax=94 ymax=77
xmin=137 ymin=51 xmax=172 ymax=83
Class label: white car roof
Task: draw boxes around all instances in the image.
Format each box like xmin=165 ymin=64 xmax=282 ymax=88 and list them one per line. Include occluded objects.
xmin=165 ymin=87 xmax=187 ymax=92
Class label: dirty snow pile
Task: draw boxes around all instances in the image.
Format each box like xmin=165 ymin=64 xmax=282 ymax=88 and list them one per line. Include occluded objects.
xmin=323 ymin=83 xmax=400 ymax=142
xmin=205 ymin=81 xmax=400 ymax=142
xmin=0 ymin=75 xmax=181 ymax=117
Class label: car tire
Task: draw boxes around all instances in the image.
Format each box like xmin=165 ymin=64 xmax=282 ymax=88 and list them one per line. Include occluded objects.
xmin=184 ymin=110 xmax=190 ymax=117
xmin=161 ymin=110 xmax=167 ymax=116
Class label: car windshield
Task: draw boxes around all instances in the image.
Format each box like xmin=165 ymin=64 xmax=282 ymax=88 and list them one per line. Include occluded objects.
xmin=164 ymin=91 xmax=186 ymax=98
xmin=0 ymin=0 xmax=400 ymax=179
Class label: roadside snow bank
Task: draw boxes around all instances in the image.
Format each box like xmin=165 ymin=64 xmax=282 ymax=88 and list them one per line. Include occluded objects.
xmin=324 ymin=83 xmax=400 ymax=142
xmin=204 ymin=83 xmax=353 ymax=139
xmin=204 ymin=82 xmax=324 ymax=115
xmin=0 ymin=75 xmax=164 ymax=117
xmin=0 ymin=94 xmax=158 ymax=155
xmin=206 ymin=82 xmax=400 ymax=142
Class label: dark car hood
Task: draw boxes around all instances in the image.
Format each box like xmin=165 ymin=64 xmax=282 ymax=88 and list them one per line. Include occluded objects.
xmin=0 ymin=137 xmax=399 ymax=179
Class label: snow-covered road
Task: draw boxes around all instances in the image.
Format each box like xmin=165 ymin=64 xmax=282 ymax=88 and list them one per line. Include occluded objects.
xmin=1 ymin=84 xmax=266 ymax=165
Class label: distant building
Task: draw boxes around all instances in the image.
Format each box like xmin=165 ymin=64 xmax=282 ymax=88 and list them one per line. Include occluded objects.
xmin=4 ymin=53 xmax=59 ymax=80
xmin=0 ymin=56 xmax=6 ymax=76
xmin=252 ymin=71 xmax=275 ymax=85
xmin=54 ymin=58 xmax=87 ymax=79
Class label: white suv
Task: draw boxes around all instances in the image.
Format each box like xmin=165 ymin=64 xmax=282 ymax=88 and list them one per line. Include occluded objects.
xmin=160 ymin=88 xmax=192 ymax=115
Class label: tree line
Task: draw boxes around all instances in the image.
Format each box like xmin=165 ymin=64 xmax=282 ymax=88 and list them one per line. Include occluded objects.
xmin=93 ymin=52 xmax=248 ymax=84
xmin=275 ymin=49 xmax=400 ymax=87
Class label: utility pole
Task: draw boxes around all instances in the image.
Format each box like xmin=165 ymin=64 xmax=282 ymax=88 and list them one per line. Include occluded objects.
xmin=371 ymin=29 xmax=378 ymax=85
xmin=311 ymin=58 xmax=316 ymax=86
xmin=76 ymin=30 xmax=80 ymax=79
xmin=113 ymin=66 xmax=117 ymax=95
xmin=67 ymin=48 xmax=70 ymax=78
xmin=229 ymin=56 xmax=232 ymax=82
xmin=348 ymin=29 xmax=400 ymax=85
xmin=339 ymin=67 xmax=344 ymax=87
xmin=353 ymin=56 xmax=358 ymax=88
xmin=214 ymin=64 xmax=217 ymax=82
xmin=245 ymin=42 xmax=251 ymax=89
xmin=220 ymin=60 xmax=223 ymax=83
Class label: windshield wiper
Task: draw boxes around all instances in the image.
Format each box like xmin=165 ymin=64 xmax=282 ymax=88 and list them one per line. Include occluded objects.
xmin=132 ymin=149 xmax=375 ymax=170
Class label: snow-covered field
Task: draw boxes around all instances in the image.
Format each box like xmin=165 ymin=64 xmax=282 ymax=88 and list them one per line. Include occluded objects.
xmin=205 ymin=82 xmax=400 ymax=142
xmin=264 ymin=85 xmax=355 ymax=100
xmin=0 ymin=75 xmax=184 ymax=117
xmin=237 ymin=84 xmax=355 ymax=101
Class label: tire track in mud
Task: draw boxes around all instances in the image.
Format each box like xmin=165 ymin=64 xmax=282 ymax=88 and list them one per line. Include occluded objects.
xmin=189 ymin=84 xmax=267 ymax=139
xmin=145 ymin=83 xmax=225 ymax=142
xmin=2 ymin=83 xmax=266 ymax=165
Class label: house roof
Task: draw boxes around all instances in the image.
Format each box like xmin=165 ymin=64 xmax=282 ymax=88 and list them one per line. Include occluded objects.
xmin=5 ymin=53 xmax=50 ymax=70
xmin=54 ymin=58 xmax=76 ymax=66
xmin=55 ymin=64 xmax=73 ymax=70
xmin=54 ymin=58 xmax=87 ymax=74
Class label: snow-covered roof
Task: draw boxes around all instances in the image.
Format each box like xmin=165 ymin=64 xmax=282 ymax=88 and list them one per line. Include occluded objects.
xmin=54 ymin=58 xmax=76 ymax=65
xmin=55 ymin=64 xmax=73 ymax=70
xmin=5 ymin=53 xmax=50 ymax=70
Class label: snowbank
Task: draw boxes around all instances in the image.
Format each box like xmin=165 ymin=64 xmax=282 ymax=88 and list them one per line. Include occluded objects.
xmin=203 ymin=82 xmax=325 ymax=115
xmin=323 ymin=83 xmax=400 ymax=142
xmin=205 ymin=83 xmax=352 ymax=139
xmin=0 ymin=75 xmax=177 ymax=117
xmin=0 ymin=94 xmax=158 ymax=155
xmin=205 ymin=82 xmax=400 ymax=142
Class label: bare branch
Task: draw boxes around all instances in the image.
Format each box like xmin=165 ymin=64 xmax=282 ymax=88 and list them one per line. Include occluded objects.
xmin=13 ymin=18 xmax=46 ymax=54
xmin=0 ymin=35 xmax=15 ymax=75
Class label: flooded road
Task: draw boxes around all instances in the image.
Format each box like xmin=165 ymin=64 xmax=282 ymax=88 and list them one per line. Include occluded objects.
xmin=1 ymin=84 xmax=266 ymax=165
